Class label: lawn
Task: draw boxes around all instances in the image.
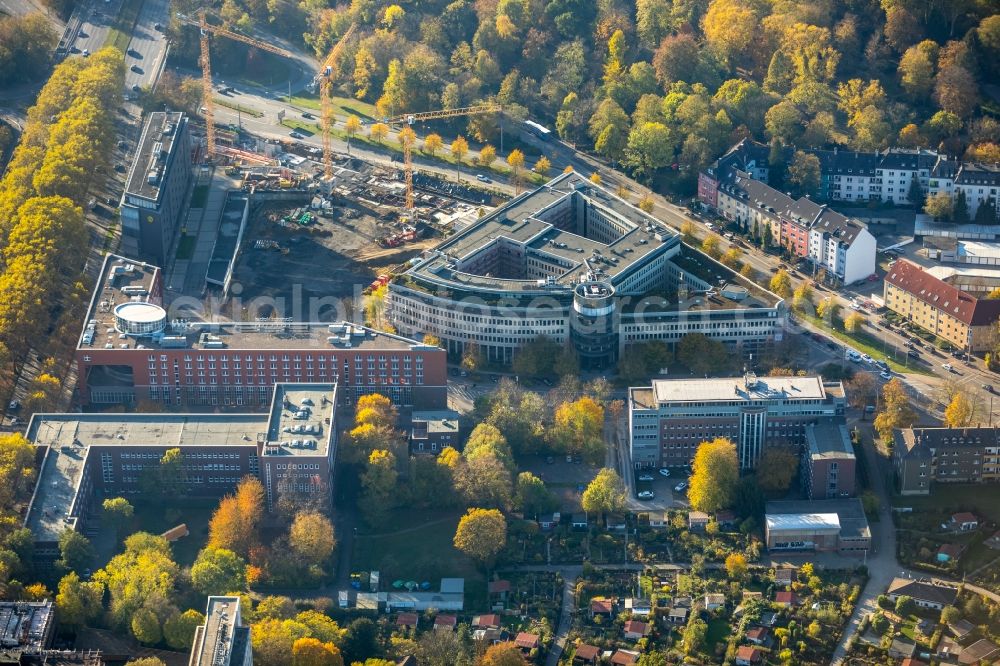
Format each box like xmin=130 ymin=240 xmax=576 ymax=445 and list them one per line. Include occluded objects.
xmin=796 ymin=310 xmax=931 ymax=375
xmin=175 ymin=234 xmax=196 ymax=260
xmin=104 ymin=0 xmax=143 ymax=51
xmin=234 ymin=53 xmax=291 ymax=87
xmin=892 ymin=484 xmax=1000 ymax=523
xmin=705 ymin=617 xmax=731 ymax=650
xmin=213 ymin=97 xmax=264 ymax=118
xmin=287 ymin=92 xmax=377 ymax=120
xmin=189 ymin=184 xmax=209 ymax=208
xmin=128 ymin=499 xmax=215 ymax=567
xmin=352 ymin=509 xmax=487 ymax=610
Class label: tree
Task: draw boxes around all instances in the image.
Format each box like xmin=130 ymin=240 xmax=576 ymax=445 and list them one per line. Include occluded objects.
xmin=208 ymin=477 xmax=265 ymax=557
xmin=289 ymin=511 xmax=337 ymax=565
xmin=844 ymin=312 xmax=866 ymax=333
xmin=770 ymin=270 xmax=793 ymax=298
xmin=934 ymin=66 xmax=979 ymax=118
xmin=653 ymin=33 xmax=701 ymax=87
xmin=252 ymin=618 xmax=313 ymax=666
xmin=846 ymin=372 xmax=878 ymax=409
xmin=101 ymin=496 xmax=134 ymax=531
xmin=256 ymin=596 xmax=296 ymax=620
xmin=724 ymin=553 xmax=747 ymax=579
xmin=638 ymin=193 xmax=654 ymax=213
xmin=721 ymin=248 xmax=741 ymax=269
xmin=454 ymin=452 xmax=513 ymax=510
xmin=765 ymin=100 xmax=803 ymax=144
xmin=874 ymin=378 xmax=918 ymax=442
xmin=676 ymin=333 xmax=731 ymax=376
xmin=688 ymin=438 xmax=739 ymax=513
xmin=453 ymin=508 xmax=507 ymax=568
xmin=553 ymin=397 xmax=604 ymax=463
xmin=954 ymin=190 xmax=970 ymax=224
xmin=479 ymin=642 xmax=528 ymax=666
xmin=792 ymin=282 xmax=814 ymax=312
xmin=369 ymin=123 xmax=388 ymax=144
xmin=55 ymin=571 xmax=103 ymax=627
xmin=341 ymin=618 xmax=378 ymax=664
xmin=293 ymin=637 xmax=344 ymax=666
xmin=450 ymin=136 xmax=469 ymax=180
xmin=581 ymin=468 xmax=626 ymax=518
xmin=701 ymin=235 xmax=721 ymax=259
xmin=507 ymin=149 xmax=526 ymax=193
xmin=361 ymin=449 xmax=398 ymax=526
xmin=191 ymin=547 xmax=247 ymax=596
xmin=164 ymin=609 xmax=205 ymax=650
xmin=941 ymin=605 xmax=962 ymax=626
xmin=344 ymin=116 xmax=361 ymax=154
xmin=898 ymin=41 xmax=938 ymax=99
xmin=139 ymin=447 xmax=186 ymax=500
xmin=682 ymin=617 xmax=707 ymax=655
xmin=478 ymin=144 xmax=497 ymax=168
xmin=125 ymin=660 xmax=167 ymax=666
xmin=806 ymin=620 xmax=822 ymax=638
xmin=515 ymin=472 xmax=556 ymax=517
xmin=702 ymin=0 xmax=758 ymax=64
xmin=131 ymin=607 xmax=162 ymax=644
xmin=464 ymin=423 xmax=513 ymax=468
xmin=534 ymin=156 xmax=550 ymax=176
xmin=925 ymin=192 xmax=954 ymax=220
xmin=756 ymin=449 xmax=798 ymax=493
xmin=58 ymin=529 xmax=94 ymax=573
xmin=944 ymin=391 xmax=975 ymax=427
xmin=788 ymin=151 xmax=821 ymax=196
xmin=895 ymin=595 xmax=917 ymax=617
xmin=816 ymin=298 xmax=836 ymax=320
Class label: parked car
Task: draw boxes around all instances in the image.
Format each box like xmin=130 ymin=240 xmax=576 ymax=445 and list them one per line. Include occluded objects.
xmin=880 ymin=371 xmax=892 ymax=380
xmin=674 ymin=481 xmax=688 ymax=493
xmin=476 ymin=174 xmax=491 ymax=183
xmin=942 ymin=363 xmax=954 ymax=372
xmin=638 ymin=474 xmax=654 ymax=482
xmin=7 ymin=400 xmax=19 ymax=411
xmin=658 ymin=468 xmax=671 ymax=477
xmin=302 ymin=112 xmax=314 ymax=119
xmin=907 ymin=349 xmax=920 ymax=358
xmin=983 ymin=384 xmax=994 ymax=393
xmin=637 ymin=490 xmax=655 ymax=500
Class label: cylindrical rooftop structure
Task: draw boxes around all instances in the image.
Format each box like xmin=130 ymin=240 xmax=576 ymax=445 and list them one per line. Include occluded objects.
xmin=114 ymin=302 xmax=167 ymax=336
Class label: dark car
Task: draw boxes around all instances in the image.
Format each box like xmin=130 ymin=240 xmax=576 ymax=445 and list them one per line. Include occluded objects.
xmin=907 ymin=349 xmax=920 ymax=358
xmin=130 ymin=64 xmax=142 ymax=73
xmin=984 ymin=384 xmax=994 ymax=393
xmin=154 ymin=22 xmax=163 ymax=30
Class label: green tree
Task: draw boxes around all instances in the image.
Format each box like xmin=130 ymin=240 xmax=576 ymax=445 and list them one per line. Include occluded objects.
xmin=102 ymin=497 xmax=134 ymax=531
xmin=139 ymin=447 xmax=186 ymax=499
xmin=453 ymin=508 xmax=507 ymax=568
xmin=163 ymin=609 xmax=205 ymax=650
xmin=581 ymin=468 xmax=626 ymax=518
xmin=755 ymin=449 xmax=798 ymax=493
xmin=454 ymin=452 xmax=513 ymax=510
xmin=57 ymin=529 xmax=94 ymax=573
xmin=515 ymin=472 xmax=556 ymax=517
xmin=682 ymin=617 xmax=707 ymax=655
xmin=676 ymin=333 xmax=731 ymax=376
xmin=788 ymin=151 xmax=821 ymax=196
xmin=361 ymin=449 xmax=398 ymax=526
xmin=844 ymin=311 xmax=866 ymax=333
xmin=954 ymin=190 xmax=970 ymax=224
xmin=464 ymin=423 xmax=514 ymax=469
xmin=688 ymin=438 xmax=739 ymax=513
xmin=553 ymin=397 xmax=605 ymax=463
xmin=131 ymin=607 xmax=162 ymax=644
xmin=191 ymin=547 xmax=247 ymax=596
xmin=895 ymin=595 xmax=916 ymax=617
xmin=55 ymin=571 xmax=103 ymax=627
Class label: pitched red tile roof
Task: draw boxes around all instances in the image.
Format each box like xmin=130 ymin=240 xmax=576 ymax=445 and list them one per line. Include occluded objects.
xmin=886 ymin=260 xmax=1000 ymax=326
xmin=746 ymin=627 xmax=769 ymax=641
xmin=610 ymin=650 xmax=639 ymax=666
xmin=434 ymin=615 xmax=457 ymax=627
xmin=515 ymin=632 xmax=540 ymax=649
xmin=736 ymin=646 xmax=762 ymax=662
xmin=591 ymin=598 xmax=613 ymax=614
xmin=900 ymin=659 xmax=926 ymax=666
xmin=623 ymin=620 xmax=648 ymax=636
xmin=473 ymin=614 xmax=501 ymax=628
xmin=574 ymin=644 xmax=600 ymax=661
xmin=775 ymin=591 xmax=798 ymax=604
xmin=396 ymin=613 xmax=418 ymax=627
xmin=952 ymin=511 xmax=978 ymax=524
xmin=489 ymin=580 xmax=512 ymax=593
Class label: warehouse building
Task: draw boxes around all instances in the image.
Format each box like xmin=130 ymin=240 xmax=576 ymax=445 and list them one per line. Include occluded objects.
xmin=764 ymin=498 xmax=870 ymax=554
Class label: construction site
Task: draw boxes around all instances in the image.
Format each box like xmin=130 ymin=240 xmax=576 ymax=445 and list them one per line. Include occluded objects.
xmin=223 ymin=158 xmax=491 ymax=316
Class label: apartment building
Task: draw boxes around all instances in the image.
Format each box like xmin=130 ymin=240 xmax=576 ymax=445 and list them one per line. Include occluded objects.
xmin=76 ymin=254 xmax=447 ymax=409
xmin=189 ymin=597 xmax=252 ymax=666
xmin=120 ymin=112 xmax=192 ymax=264
xmin=894 ymin=426 xmax=1000 ymax=495
xmin=24 ymin=383 xmax=339 ymax=559
xmin=388 ymin=171 xmax=786 ymax=369
xmin=716 ymin=170 xmax=877 ymax=284
xmin=627 ymin=372 xmax=847 ymax=470
xmin=701 ymin=141 xmax=999 ymax=222
xmin=883 ymin=259 xmax=1000 ymax=352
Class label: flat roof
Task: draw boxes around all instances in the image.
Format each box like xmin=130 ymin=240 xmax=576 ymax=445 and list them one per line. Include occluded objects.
xmin=765 ymin=512 xmax=841 ymax=533
xmin=957 ymin=240 xmax=1000 ymax=260
xmin=403 ymin=171 xmax=678 ymax=293
xmin=206 ymin=192 xmax=249 ymax=286
xmin=927 ymin=265 xmax=1000 ymax=282
xmin=651 ymin=374 xmax=827 ymax=405
xmin=124 ymin=111 xmax=186 ymax=203
xmin=629 ymin=387 xmax=657 ymax=410
xmin=81 ymin=256 xmax=437 ymax=352
xmin=766 ymin=498 xmax=870 ymax=541
xmin=806 ymin=419 xmax=854 ymax=459
xmin=264 ymin=383 xmax=336 ymax=457
xmin=192 ymin=596 xmax=243 ymax=666
xmin=412 ymin=409 xmax=460 ymax=434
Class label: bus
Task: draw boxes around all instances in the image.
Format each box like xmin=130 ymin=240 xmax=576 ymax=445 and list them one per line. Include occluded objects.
xmin=524 ymin=119 xmax=552 ymax=141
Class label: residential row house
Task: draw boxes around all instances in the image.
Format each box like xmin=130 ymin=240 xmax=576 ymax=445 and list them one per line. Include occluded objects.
xmin=894 ymin=426 xmax=1000 ymax=495
xmin=699 ymin=139 xmax=1000 ymax=223
xmin=884 ymin=259 xmax=1000 ymax=352
xmin=714 ymin=170 xmax=876 ymax=285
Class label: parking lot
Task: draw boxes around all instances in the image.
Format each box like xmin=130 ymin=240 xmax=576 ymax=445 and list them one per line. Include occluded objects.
xmin=628 ymin=466 xmax=691 ymax=511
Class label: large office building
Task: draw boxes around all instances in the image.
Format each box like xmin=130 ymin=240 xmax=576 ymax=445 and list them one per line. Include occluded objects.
xmin=764 ymin=498 xmax=870 ymax=554
xmin=884 ymin=259 xmax=1000 ymax=353
xmin=700 ymin=139 xmax=1000 ymax=222
xmin=894 ymin=426 xmax=1000 ymax=495
xmin=120 ymin=112 xmax=192 ymax=264
xmin=387 ymin=171 xmax=786 ymax=368
xmin=75 ymin=254 xmax=446 ymax=408
xmin=24 ymin=383 xmax=339 ymax=559
xmin=189 ymin=597 xmax=252 ymax=666
xmin=628 ymin=372 xmax=846 ymax=470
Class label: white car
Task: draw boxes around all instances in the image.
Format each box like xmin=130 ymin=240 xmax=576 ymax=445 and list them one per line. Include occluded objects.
xmin=942 ymin=363 xmax=954 ymax=372
xmin=674 ymin=481 xmax=688 ymax=493
xmin=637 ymin=490 xmax=655 ymax=500
xmin=861 ymin=353 xmax=873 ymax=363
xmin=880 ymin=371 xmax=892 ymax=380
xmin=658 ymin=468 xmax=671 ymax=477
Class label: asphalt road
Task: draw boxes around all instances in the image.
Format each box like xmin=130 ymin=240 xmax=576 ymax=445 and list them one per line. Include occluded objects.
xmin=69 ymin=0 xmax=122 ymax=57
xmin=122 ymin=0 xmax=169 ymax=94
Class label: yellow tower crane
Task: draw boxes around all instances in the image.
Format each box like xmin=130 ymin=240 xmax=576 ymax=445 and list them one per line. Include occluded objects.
xmin=178 ymin=11 xmax=294 ymax=158
xmin=385 ymin=103 xmax=502 ymax=220
xmin=317 ymin=24 xmax=357 ymax=178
